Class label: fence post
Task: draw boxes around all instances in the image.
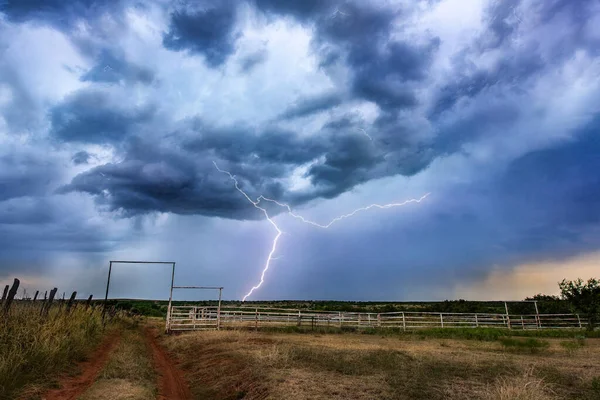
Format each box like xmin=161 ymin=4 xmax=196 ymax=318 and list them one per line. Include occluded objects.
xmin=216 ymin=288 xmax=222 ymax=330
xmin=521 ymin=316 xmax=525 ymax=330
xmin=42 ymin=288 xmax=57 ymax=317
xmin=440 ymin=313 xmax=444 ymax=328
xmin=255 ymin=308 xmax=258 ymax=329
xmin=86 ymin=295 xmax=93 ymax=309
xmin=402 ymin=312 xmax=406 ymax=331
xmin=576 ymin=314 xmax=582 ymax=329
xmin=1 ymin=284 xmax=8 ymax=305
xmin=504 ymin=302 xmax=511 ymax=330
xmin=297 ymin=310 xmax=301 ymax=327
xmin=339 ymin=312 xmax=342 ymax=328
xmin=66 ymin=291 xmax=77 ymax=313
xmin=377 ymin=313 xmax=381 ymax=328
xmin=474 ymin=314 xmax=479 ymax=328
xmin=358 ymin=313 xmax=361 ymax=328
xmin=2 ymin=278 xmax=20 ymax=315
xmin=534 ymin=301 xmax=540 ymax=329
xmin=33 ymin=290 xmax=39 ymax=302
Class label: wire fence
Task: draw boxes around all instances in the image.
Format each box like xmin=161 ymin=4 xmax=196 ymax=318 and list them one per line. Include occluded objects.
xmin=167 ymin=305 xmax=584 ymax=332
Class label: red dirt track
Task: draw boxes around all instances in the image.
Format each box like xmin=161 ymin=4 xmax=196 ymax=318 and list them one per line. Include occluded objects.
xmin=42 ymin=331 xmax=121 ymax=400
xmin=145 ymin=327 xmax=193 ymax=400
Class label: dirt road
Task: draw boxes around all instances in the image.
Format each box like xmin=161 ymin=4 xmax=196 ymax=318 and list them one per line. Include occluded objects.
xmin=40 ymin=326 xmax=192 ymax=400
xmin=145 ymin=327 xmax=193 ymax=400
xmin=42 ymin=332 xmax=122 ymax=400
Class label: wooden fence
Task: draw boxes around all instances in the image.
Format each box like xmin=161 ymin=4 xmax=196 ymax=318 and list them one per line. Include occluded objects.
xmin=1 ymin=278 xmax=96 ymax=317
xmin=167 ymin=305 xmax=584 ymax=332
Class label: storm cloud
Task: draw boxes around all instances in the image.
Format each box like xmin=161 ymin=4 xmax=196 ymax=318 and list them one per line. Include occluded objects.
xmin=1 ymin=0 xmax=600 ymax=300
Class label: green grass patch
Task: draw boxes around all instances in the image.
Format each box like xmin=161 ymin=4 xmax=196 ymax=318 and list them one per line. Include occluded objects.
xmin=498 ymin=337 xmax=550 ymax=353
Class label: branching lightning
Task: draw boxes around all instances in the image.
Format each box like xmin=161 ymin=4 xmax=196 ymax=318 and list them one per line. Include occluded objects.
xmin=213 ymin=162 xmax=282 ymax=301
xmin=215 ymin=162 xmax=430 ymax=301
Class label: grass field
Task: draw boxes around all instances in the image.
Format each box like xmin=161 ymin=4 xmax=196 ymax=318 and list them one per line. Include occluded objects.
xmin=162 ymin=328 xmax=600 ymax=400
xmin=0 ymin=304 xmax=111 ymax=399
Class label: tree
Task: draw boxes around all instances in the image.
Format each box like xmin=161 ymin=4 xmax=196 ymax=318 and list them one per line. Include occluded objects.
xmin=558 ymin=278 xmax=600 ymax=330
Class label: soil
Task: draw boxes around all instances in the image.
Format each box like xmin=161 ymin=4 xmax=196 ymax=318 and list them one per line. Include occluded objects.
xmin=42 ymin=331 xmax=122 ymax=400
xmin=145 ymin=327 xmax=193 ymax=400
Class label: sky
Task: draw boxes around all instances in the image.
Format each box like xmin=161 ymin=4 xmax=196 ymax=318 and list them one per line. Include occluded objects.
xmin=0 ymin=0 xmax=599 ymax=302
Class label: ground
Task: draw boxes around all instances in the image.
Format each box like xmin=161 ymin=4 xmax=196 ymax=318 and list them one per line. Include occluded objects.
xmin=27 ymin=322 xmax=600 ymax=400
xmin=163 ymin=329 xmax=600 ymax=400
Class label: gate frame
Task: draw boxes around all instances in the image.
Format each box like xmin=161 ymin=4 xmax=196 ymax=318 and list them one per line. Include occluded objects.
xmin=167 ymin=286 xmax=223 ymax=332
xmin=102 ymin=260 xmax=176 ymax=324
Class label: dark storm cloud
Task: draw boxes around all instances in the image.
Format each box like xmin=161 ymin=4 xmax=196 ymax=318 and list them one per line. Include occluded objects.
xmin=252 ymin=0 xmax=334 ymax=21
xmin=277 ymin=92 xmax=342 ymax=120
xmin=0 ymin=151 xmax=60 ymax=201
xmin=62 ymin=122 xmax=318 ymax=219
xmin=163 ymin=3 xmax=239 ymax=67
xmin=59 ymin=0 xmax=599 ymax=226
xmin=312 ymin=3 xmax=439 ymax=110
xmin=72 ymin=151 xmax=92 ymax=165
xmin=81 ymin=50 xmax=154 ymax=84
xmin=0 ymin=0 xmax=126 ymax=29
xmin=50 ymin=90 xmax=155 ymax=144
xmin=305 ymin=133 xmax=380 ymax=199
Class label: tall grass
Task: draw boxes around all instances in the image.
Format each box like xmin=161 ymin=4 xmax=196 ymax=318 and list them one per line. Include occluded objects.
xmin=0 ymin=303 xmax=109 ymax=399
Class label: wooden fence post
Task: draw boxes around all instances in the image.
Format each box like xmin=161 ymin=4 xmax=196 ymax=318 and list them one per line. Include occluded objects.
xmin=1 ymin=285 xmax=9 ymax=305
xmin=66 ymin=291 xmax=77 ymax=313
xmin=42 ymin=288 xmax=58 ymax=317
xmin=86 ymin=295 xmax=93 ymax=309
xmin=2 ymin=278 xmax=20 ymax=315
xmin=33 ymin=290 xmax=39 ymax=302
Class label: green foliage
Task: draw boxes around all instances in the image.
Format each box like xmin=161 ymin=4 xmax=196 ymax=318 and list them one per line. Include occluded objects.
xmin=559 ymin=278 xmax=600 ymax=330
xmin=592 ymin=377 xmax=600 ymax=394
xmin=559 ymin=338 xmax=585 ymax=353
xmin=498 ymin=337 xmax=550 ymax=353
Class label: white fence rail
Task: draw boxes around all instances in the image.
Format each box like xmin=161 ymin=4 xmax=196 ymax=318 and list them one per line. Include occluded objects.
xmin=166 ymin=306 xmax=583 ymax=332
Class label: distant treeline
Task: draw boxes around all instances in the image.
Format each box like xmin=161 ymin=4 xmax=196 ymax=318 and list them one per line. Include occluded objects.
xmin=104 ymin=295 xmax=572 ymax=318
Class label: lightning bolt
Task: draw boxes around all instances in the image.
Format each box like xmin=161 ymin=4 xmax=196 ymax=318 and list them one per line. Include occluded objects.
xmin=215 ymin=162 xmax=430 ymax=301
xmin=213 ymin=162 xmax=282 ymax=302
xmin=358 ymin=128 xmax=373 ymax=141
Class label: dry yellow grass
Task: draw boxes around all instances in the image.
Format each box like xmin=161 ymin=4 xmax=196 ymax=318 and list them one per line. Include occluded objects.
xmin=162 ymin=329 xmax=600 ymax=400
xmin=0 ymin=303 xmax=109 ymax=399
